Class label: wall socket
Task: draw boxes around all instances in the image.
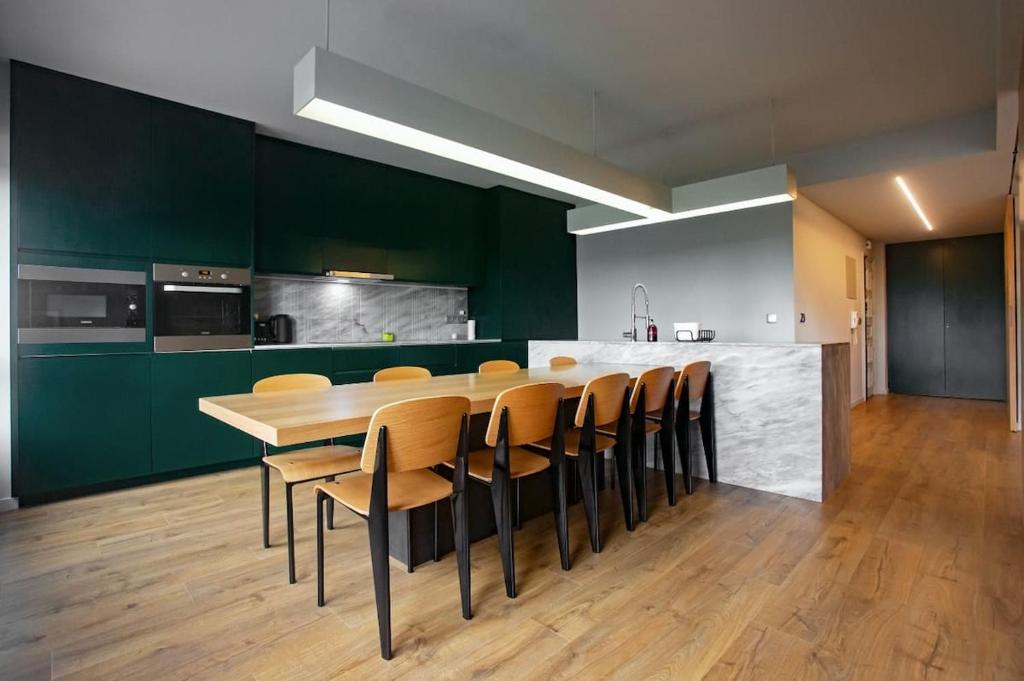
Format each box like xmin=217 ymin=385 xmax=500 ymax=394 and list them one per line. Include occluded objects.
xmin=766 ymin=313 xmax=778 ymax=324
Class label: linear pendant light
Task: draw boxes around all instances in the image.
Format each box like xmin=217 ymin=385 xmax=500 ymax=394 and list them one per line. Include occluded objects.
xmin=294 ymin=47 xmax=672 ymax=218
xmin=894 ymin=176 xmax=934 ymax=231
xmin=567 ymin=165 xmax=798 ymax=235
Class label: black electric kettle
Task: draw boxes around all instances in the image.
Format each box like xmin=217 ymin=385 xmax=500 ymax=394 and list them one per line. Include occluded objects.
xmin=267 ymin=314 xmax=294 ymax=345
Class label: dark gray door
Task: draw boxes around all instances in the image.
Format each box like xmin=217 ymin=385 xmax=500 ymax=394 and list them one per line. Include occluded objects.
xmin=887 ymin=240 xmax=946 ymax=396
xmin=943 ymin=235 xmax=1006 ymax=399
xmin=886 ymin=234 xmax=1005 ymax=400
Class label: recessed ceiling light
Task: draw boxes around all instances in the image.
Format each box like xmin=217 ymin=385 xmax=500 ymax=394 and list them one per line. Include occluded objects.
xmin=894 ymin=176 xmax=934 ymax=231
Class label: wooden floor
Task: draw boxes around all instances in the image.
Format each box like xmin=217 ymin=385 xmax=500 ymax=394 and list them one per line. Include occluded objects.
xmin=1 ymin=394 xmax=1022 ymax=680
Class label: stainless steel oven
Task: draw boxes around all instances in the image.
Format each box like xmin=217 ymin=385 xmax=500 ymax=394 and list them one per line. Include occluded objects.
xmin=17 ymin=265 xmax=147 ymax=344
xmin=153 ymin=264 xmax=251 ymax=352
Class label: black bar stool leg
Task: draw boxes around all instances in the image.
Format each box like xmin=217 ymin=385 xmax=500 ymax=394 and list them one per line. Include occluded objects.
xmin=316 ymin=490 xmax=326 ymax=606
xmin=260 ymin=462 xmax=270 ymax=549
xmin=286 ymin=482 xmax=297 ymax=584
xmin=325 ymin=475 xmax=336 ymax=530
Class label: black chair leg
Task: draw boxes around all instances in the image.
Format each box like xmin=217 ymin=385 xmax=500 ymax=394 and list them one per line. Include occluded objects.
xmin=286 ymin=482 xmax=297 ymax=584
xmin=576 ymin=451 xmax=602 ymax=552
xmin=700 ymin=419 xmax=717 ymax=484
xmin=514 ymin=478 xmax=522 ymax=531
xmin=406 ymin=510 xmax=414 ymax=573
xmin=316 ymin=490 xmax=326 ymax=607
xmin=677 ymin=420 xmax=694 ymax=495
xmin=613 ymin=440 xmax=635 ymax=532
xmin=660 ymin=425 xmax=677 ymax=506
xmin=450 ymin=497 xmax=472 ymax=619
xmin=490 ymin=473 xmax=517 ymax=598
xmin=433 ymin=501 xmax=440 ymax=562
xmin=550 ymin=458 xmax=571 ymax=571
xmin=325 ymin=475 xmax=336 ymax=530
xmin=633 ymin=431 xmax=649 ymax=523
xmin=368 ymin=503 xmax=392 ymax=660
xmin=260 ymin=462 xmax=270 ymax=549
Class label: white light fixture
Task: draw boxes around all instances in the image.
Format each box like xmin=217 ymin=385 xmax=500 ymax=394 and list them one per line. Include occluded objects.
xmin=894 ymin=176 xmax=934 ymax=231
xmin=568 ymin=165 xmax=798 ymax=235
xmin=294 ymin=47 xmax=672 ymax=218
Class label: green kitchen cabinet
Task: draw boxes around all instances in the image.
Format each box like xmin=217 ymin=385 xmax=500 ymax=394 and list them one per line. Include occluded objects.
xmin=252 ymin=348 xmax=334 ymax=384
xmin=150 ymin=101 xmax=254 ymax=266
xmin=17 ymin=354 xmax=152 ymax=498
xmin=470 ymin=187 xmax=577 ymax=340
xmin=456 ymin=341 xmax=528 ymax=374
xmin=151 ymin=351 xmax=254 ymax=473
xmin=399 ymin=344 xmax=458 ymax=376
xmin=12 ymin=62 xmax=153 ymax=258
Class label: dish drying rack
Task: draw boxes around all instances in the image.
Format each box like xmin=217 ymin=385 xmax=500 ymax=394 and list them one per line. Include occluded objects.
xmin=675 ymin=329 xmax=716 ymax=342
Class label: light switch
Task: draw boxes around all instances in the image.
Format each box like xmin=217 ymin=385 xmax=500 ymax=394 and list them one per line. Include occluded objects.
xmin=766 ymin=313 xmax=778 ymax=324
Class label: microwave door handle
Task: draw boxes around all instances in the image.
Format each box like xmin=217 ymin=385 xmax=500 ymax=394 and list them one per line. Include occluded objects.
xmin=161 ymin=285 xmax=245 ymax=294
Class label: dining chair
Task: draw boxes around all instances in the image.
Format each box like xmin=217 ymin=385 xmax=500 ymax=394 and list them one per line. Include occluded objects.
xmin=373 ymin=366 xmax=432 ymax=382
xmin=531 ymin=372 xmax=633 ymax=551
xmin=610 ymin=366 xmax=676 ymax=520
xmin=254 ymin=373 xmax=361 ymax=584
xmin=445 ymin=381 xmax=569 ymax=598
xmin=549 ymin=356 xmax=577 ymax=368
xmin=479 ymin=359 xmax=520 ymax=374
xmin=314 ymin=395 xmax=472 ymax=660
xmin=672 ymin=361 xmax=717 ymax=494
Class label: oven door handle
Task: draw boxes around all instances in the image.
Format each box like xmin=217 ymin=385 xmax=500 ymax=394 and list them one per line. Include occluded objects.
xmin=161 ymin=284 xmax=245 ymax=294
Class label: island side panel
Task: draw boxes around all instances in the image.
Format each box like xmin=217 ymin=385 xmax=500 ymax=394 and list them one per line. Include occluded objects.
xmin=530 ymin=340 xmax=826 ymax=501
xmin=821 ymin=342 xmax=851 ymax=499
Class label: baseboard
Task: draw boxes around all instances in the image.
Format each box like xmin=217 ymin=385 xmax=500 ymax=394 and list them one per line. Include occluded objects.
xmin=0 ymin=497 xmax=19 ymax=512
xmin=851 ymin=397 xmax=865 ymax=408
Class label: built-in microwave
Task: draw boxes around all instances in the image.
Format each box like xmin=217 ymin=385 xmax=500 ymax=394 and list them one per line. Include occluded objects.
xmin=153 ymin=264 xmax=252 ymax=352
xmin=17 ymin=265 xmax=147 ymax=344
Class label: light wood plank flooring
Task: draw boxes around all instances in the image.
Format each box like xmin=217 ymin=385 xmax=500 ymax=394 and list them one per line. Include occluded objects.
xmin=1 ymin=394 xmax=1022 ymax=680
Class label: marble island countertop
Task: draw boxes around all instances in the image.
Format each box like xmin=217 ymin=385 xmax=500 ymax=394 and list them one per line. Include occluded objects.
xmin=254 ymin=338 xmax=502 ymax=351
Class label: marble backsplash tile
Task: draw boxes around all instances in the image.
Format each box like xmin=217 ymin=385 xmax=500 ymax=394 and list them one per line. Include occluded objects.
xmin=254 ymin=277 xmax=469 ymax=344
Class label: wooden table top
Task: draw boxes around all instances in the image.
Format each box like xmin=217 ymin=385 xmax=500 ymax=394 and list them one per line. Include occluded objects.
xmin=199 ymin=362 xmax=662 ymax=446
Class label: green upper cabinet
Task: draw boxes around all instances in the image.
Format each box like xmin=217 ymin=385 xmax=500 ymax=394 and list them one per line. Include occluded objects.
xmin=256 ymin=136 xmax=389 ymax=276
xmin=255 ymin=136 xmax=483 ymax=285
xmin=17 ymin=354 xmax=152 ymax=499
xmin=12 ymin=62 xmax=255 ymax=265
xmin=151 ymin=351 xmax=254 ymax=474
xmin=469 ymin=187 xmax=577 ymax=340
xmin=150 ymin=102 xmax=254 ymax=266
xmin=13 ymin=62 xmax=153 ymax=258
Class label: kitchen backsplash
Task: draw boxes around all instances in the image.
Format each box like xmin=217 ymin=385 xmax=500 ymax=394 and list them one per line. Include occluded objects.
xmin=254 ymin=277 xmax=470 ymax=344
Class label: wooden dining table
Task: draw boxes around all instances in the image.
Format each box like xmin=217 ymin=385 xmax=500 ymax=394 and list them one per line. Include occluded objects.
xmin=198 ymin=361 xmax=664 ymax=568
xmin=199 ymin=362 xmax=662 ymax=447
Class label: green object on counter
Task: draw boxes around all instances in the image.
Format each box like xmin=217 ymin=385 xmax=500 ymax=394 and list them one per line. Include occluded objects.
xmin=382 ymin=331 xmax=395 ymax=342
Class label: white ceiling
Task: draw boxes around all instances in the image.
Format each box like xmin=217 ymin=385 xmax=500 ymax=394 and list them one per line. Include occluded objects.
xmin=0 ymin=0 xmax=1017 ymax=241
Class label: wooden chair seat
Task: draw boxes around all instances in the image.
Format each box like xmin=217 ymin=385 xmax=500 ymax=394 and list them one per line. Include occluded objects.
xmin=460 ymin=447 xmax=551 ymax=483
xmin=316 ymin=469 xmax=453 ymax=516
xmin=262 ymin=444 xmax=361 ymax=483
xmin=533 ymin=427 xmax=616 ymax=456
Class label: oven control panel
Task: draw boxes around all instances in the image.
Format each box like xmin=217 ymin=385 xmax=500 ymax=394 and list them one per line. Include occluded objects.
xmin=153 ymin=263 xmax=251 ymax=286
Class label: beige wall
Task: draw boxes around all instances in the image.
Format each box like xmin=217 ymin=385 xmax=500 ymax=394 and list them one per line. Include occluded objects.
xmin=793 ymin=196 xmax=867 ymax=405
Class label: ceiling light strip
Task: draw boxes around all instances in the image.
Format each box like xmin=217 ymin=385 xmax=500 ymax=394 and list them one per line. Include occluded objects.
xmin=294 ymin=47 xmax=673 ymax=217
xmin=894 ymin=176 xmax=934 ymax=231
xmin=571 ymin=193 xmax=795 ymax=235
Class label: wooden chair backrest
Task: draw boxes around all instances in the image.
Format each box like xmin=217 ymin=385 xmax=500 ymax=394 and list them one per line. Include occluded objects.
xmin=479 ymin=359 xmax=521 ymax=374
xmin=574 ymin=372 xmax=630 ymax=427
xmin=361 ymin=395 xmax=470 ymax=473
xmin=373 ymin=366 xmax=432 ymax=382
xmin=549 ymin=356 xmax=577 ymax=368
xmin=485 ymin=382 xmax=565 ymax=447
xmin=630 ymin=366 xmax=676 ymax=413
xmin=675 ymin=361 xmax=711 ymax=402
xmin=253 ymin=373 xmax=331 ymax=394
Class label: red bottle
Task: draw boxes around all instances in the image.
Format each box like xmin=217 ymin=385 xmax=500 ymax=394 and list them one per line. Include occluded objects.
xmin=647 ymin=319 xmax=658 ymax=342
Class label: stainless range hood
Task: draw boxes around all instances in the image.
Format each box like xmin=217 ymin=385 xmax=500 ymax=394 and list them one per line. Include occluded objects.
xmin=323 ymin=270 xmax=394 ymax=281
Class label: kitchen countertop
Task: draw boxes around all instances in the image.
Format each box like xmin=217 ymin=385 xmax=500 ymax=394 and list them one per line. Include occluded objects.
xmin=253 ymin=338 xmax=502 ymax=351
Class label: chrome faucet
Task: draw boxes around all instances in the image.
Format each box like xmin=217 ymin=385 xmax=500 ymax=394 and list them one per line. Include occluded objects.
xmin=630 ymin=283 xmax=650 ymax=342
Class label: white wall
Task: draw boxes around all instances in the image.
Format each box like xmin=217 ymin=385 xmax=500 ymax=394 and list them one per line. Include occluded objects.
xmin=575 ymin=202 xmax=796 ymax=343
xmin=0 ymin=60 xmax=12 ymax=508
xmin=792 ymin=196 xmax=867 ymax=405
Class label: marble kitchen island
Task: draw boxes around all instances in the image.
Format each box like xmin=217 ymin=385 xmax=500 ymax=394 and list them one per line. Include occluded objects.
xmin=530 ymin=340 xmax=851 ymax=502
